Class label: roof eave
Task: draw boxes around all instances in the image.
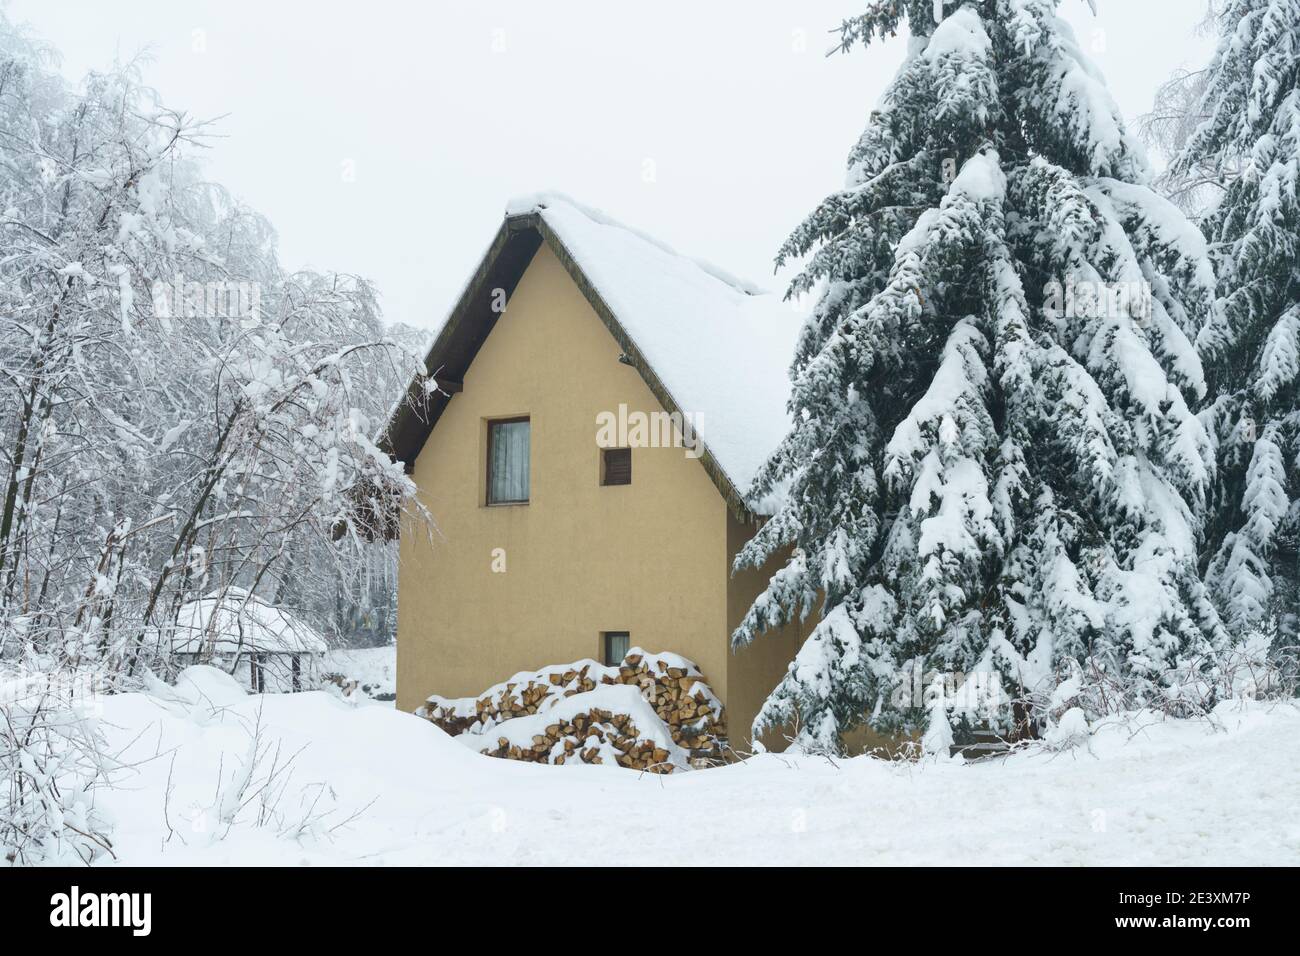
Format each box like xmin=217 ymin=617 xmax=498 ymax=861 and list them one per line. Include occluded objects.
xmin=378 ymin=215 xmax=543 ymax=470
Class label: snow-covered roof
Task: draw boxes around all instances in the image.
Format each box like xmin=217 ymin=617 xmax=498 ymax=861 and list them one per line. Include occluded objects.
xmin=172 ymin=588 xmax=328 ymax=655
xmin=509 ymin=193 xmax=801 ymax=502
xmin=381 ymin=193 xmax=802 ymax=515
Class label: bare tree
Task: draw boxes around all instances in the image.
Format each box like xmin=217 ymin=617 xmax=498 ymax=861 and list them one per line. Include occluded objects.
xmin=1139 ymin=1 xmax=1236 ymax=219
xmin=0 ymin=12 xmax=427 ymax=860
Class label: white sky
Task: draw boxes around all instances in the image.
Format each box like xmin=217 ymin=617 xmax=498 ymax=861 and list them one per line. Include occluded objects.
xmin=9 ymin=0 xmax=1215 ymax=330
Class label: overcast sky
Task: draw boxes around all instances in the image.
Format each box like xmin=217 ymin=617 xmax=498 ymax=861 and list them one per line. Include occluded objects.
xmin=10 ymin=0 xmax=1215 ymax=330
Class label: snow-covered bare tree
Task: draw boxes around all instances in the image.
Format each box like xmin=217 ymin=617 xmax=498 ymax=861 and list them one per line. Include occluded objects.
xmin=735 ymin=0 xmax=1227 ymax=750
xmin=0 ymin=10 xmax=428 ymax=859
xmin=0 ymin=15 xmax=423 ymax=678
xmin=1139 ymin=2 xmax=1231 ymax=219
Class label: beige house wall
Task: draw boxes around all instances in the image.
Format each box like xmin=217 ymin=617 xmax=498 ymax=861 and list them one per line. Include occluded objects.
xmin=724 ymin=513 xmax=809 ymax=752
xmin=397 ymin=244 xmax=733 ymax=715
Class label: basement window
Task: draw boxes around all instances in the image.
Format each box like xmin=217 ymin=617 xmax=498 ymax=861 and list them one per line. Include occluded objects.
xmin=603 ymin=631 xmax=630 ymax=667
xmin=487 ymin=417 xmax=530 ymax=504
xmin=601 ymin=447 xmax=631 ymax=486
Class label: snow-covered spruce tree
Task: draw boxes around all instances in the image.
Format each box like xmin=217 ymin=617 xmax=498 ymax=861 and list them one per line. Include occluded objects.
xmin=1176 ymin=1 xmax=1300 ymax=645
xmin=734 ymin=0 xmax=1227 ymax=750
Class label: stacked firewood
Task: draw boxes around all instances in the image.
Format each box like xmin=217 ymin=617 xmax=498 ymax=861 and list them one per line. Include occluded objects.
xmin=477 ymin=706 xmax=676 ymax=773
xmin=420 ymin=650 xmax=727 ymax=765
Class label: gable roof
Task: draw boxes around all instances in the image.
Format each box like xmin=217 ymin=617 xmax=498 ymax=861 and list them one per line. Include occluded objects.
xmin=381 ymin=193 xmax=802 ymax=517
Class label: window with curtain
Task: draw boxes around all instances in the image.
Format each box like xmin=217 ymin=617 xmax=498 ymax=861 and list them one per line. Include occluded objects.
xmin=487 ymin=418 xmax=530 ymax=504
xmin=603 ymin=631 xmax=630 ymax=666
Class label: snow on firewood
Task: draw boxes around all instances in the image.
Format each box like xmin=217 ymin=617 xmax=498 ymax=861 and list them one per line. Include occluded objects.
xmin=473 ymin=684 xmax=689 ymax=773
xmin=419 ymin=648 xmax=727 ymax=767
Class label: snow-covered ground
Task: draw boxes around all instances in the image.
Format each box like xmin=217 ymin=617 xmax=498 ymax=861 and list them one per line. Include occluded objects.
xmin=86 ymin=666 xmax=1300 ymax=866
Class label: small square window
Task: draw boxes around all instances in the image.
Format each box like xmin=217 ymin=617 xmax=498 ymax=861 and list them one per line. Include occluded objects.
xmin=603 ymin=631 xmax=630 ymax=666
xmin=602 ymin=447 xmax=631 ymax=486
xmin=487 ymin=418 xmax=530 ymax=504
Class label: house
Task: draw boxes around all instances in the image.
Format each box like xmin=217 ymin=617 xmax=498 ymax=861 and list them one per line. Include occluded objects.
xmin=172 ymin=587 xmax=328 ymax=693
xmin=382 ymin=194 xmax=813 ymax=750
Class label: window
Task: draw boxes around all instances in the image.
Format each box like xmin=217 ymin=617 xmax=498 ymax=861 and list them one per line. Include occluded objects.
xmin=603 ymin=631 xmax=630 ymax=666
xmin=601 ymin=447 xmax=631 ymax=486
xmin=487 ymin=417 xmax=530 ymax=504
